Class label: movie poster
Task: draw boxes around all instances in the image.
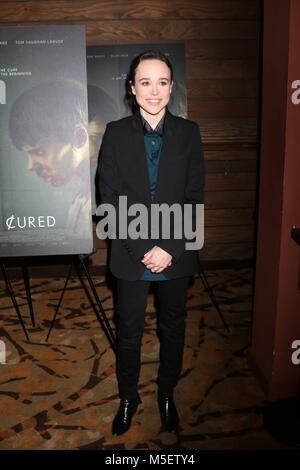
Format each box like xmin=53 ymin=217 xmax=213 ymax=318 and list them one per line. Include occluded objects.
xmin=86 ymin=43 xmax=187 ymax=213
xmin=0 ymin=25 xmax=93 ymax=257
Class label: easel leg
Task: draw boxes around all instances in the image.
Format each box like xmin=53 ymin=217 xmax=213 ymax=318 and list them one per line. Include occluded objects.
xmin=22 ymin=262 xmax=35 ymax=328
xmin=45 ymin=255 xmax=116 ymax=352
xmin=46 ymin=262 xmax=73 ymax=342
xmin=0 ymin=262 xmax=30 ymax=342
xmin=75 ymin=255 xmax=116 ymax=353
xmin=199 ymin=265 xmax=230 ymax=332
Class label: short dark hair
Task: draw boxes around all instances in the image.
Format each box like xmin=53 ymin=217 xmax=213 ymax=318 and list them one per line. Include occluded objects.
xmin=125 ymin=50 xmax=174 ymax=112
xmin=9 ymin=79 xmax=88 ymax=149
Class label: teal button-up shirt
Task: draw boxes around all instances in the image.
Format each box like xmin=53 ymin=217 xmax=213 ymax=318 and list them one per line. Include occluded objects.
xmin=140 ymin=113 xmax=168 ymax=281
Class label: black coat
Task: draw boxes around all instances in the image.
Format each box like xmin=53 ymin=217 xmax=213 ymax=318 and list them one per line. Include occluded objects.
xmin=97 ymin=109 xmax=205 ymax=281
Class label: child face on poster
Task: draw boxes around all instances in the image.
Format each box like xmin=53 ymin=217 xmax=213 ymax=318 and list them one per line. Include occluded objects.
xmin=9 ymin=81 xmax=116 ymax=191
xmin=9 ymin=79 xmax=91 ymax=189
xmin=21 ymin=127 xmax=89 ymax=187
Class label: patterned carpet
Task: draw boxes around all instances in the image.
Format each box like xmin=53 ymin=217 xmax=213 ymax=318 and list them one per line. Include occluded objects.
xmin=0 ymin=268 xmax=292 ymax=450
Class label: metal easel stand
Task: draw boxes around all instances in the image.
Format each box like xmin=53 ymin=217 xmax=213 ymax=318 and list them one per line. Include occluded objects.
xmin=198 ymin=263 xmax=230 ymax=333
xmin=21 ymin=261 xmax=35 ymax=328
xmin=0 ymin=261 xmax=33 ymax=341
xmin=46 ymin=254 xmax=116 ymax=353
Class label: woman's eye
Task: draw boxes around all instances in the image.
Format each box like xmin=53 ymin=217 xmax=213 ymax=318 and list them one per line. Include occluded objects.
xmin=141 ymin=81 xmax=149 ymax=86
xmin=160 ymin=81 xmax=168 ymax=86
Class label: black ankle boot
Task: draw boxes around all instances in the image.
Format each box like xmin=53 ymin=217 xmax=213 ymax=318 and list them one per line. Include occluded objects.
xmin=112 ymin=396 xmax=141 ymax=436
xmin=157 ymin=393 xmax=179 ymax=432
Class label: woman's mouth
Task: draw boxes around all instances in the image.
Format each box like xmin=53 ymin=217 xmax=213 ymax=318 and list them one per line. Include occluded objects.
xmin=146 ymin=99 xmax=162 ymax=106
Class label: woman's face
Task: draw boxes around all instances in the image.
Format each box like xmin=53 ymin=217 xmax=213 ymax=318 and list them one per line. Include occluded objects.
xmin=131 ymin=59 xmax=173 ymax=119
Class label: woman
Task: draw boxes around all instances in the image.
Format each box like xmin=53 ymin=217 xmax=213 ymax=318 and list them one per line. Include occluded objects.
xmin=98 ymin=50 xmax=205 ymax=436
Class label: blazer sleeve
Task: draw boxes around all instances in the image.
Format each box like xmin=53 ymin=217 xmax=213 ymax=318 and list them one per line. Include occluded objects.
xmin=97 ymin=123 xmax=153 ymax=261
xmin=157 ymin=121 xmax=205 ymax=262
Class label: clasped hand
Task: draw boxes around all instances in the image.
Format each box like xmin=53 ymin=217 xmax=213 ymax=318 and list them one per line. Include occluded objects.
xmin=141 ymin=246 xmax=172 ymax=273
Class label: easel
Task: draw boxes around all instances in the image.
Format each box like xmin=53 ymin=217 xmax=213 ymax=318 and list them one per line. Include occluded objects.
xmin=45 ymin=259 xmax=228 ymax=342
xmin=1 ymin=254 xmax=226 ymax=343
xmin=1 ymin=255 xmax=116 ymax=352
xmin=0 ymin=260 xmax=34 ymax=341
xmin=45 ymin=254 xmax=116 ymax=352
xmin=199 ymin=264 xmax=230 ymax=332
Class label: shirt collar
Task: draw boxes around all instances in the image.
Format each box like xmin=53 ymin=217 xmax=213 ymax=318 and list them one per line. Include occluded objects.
xmin=140 ymin=111 xmax=165 ymax=135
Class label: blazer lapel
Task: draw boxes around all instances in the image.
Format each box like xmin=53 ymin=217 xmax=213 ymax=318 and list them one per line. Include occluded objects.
xmin=131 ymin=112 xmax=152 ymax=204
xmin=152 ymin=109 xmax=177 ymax=203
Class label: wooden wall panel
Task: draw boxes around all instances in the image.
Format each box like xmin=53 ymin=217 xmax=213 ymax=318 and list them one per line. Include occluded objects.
xmin=84 ymin=21 xmax=258 ymax=43
xmin=205 ymin=208 xmax=254 ymax=226
xmin=205 ymin=191 xmax=256 ymax=209
xmin=188 ymin=79 xmax=258 ymax=98
xmin=206 ymin=160 xmax=256 ymax=172
xmin=186 ymin=39 xmax=260 ymax=60
xmin=201 ymin=242 xmax=254 ymax=262
xmin=205 ymin=147 xmax=257 ymax=160
xmin=0 ymin=0 xmax=261 ymax=266
xmin=188 ymin=98 xmax=258 ymax=118
xmin=198 ymin=119 xmax=257 ymax=142
xmin=187 ymin=60 xmax=259 ymax=79
xmin=0 ymin=1 xmax=260 ymax=23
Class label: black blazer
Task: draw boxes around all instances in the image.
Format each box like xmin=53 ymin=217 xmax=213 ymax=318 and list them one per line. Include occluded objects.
xmin=97 ymin=109 xmax=205 ymax=281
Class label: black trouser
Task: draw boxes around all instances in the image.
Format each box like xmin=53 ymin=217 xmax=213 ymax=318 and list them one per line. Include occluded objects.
xmin=115 ymin=276 xmax=190 ymax=399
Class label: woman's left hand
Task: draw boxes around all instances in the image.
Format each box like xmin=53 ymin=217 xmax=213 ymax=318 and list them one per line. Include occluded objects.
xmin=141 ymin=246 xmax=172 ymax=273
